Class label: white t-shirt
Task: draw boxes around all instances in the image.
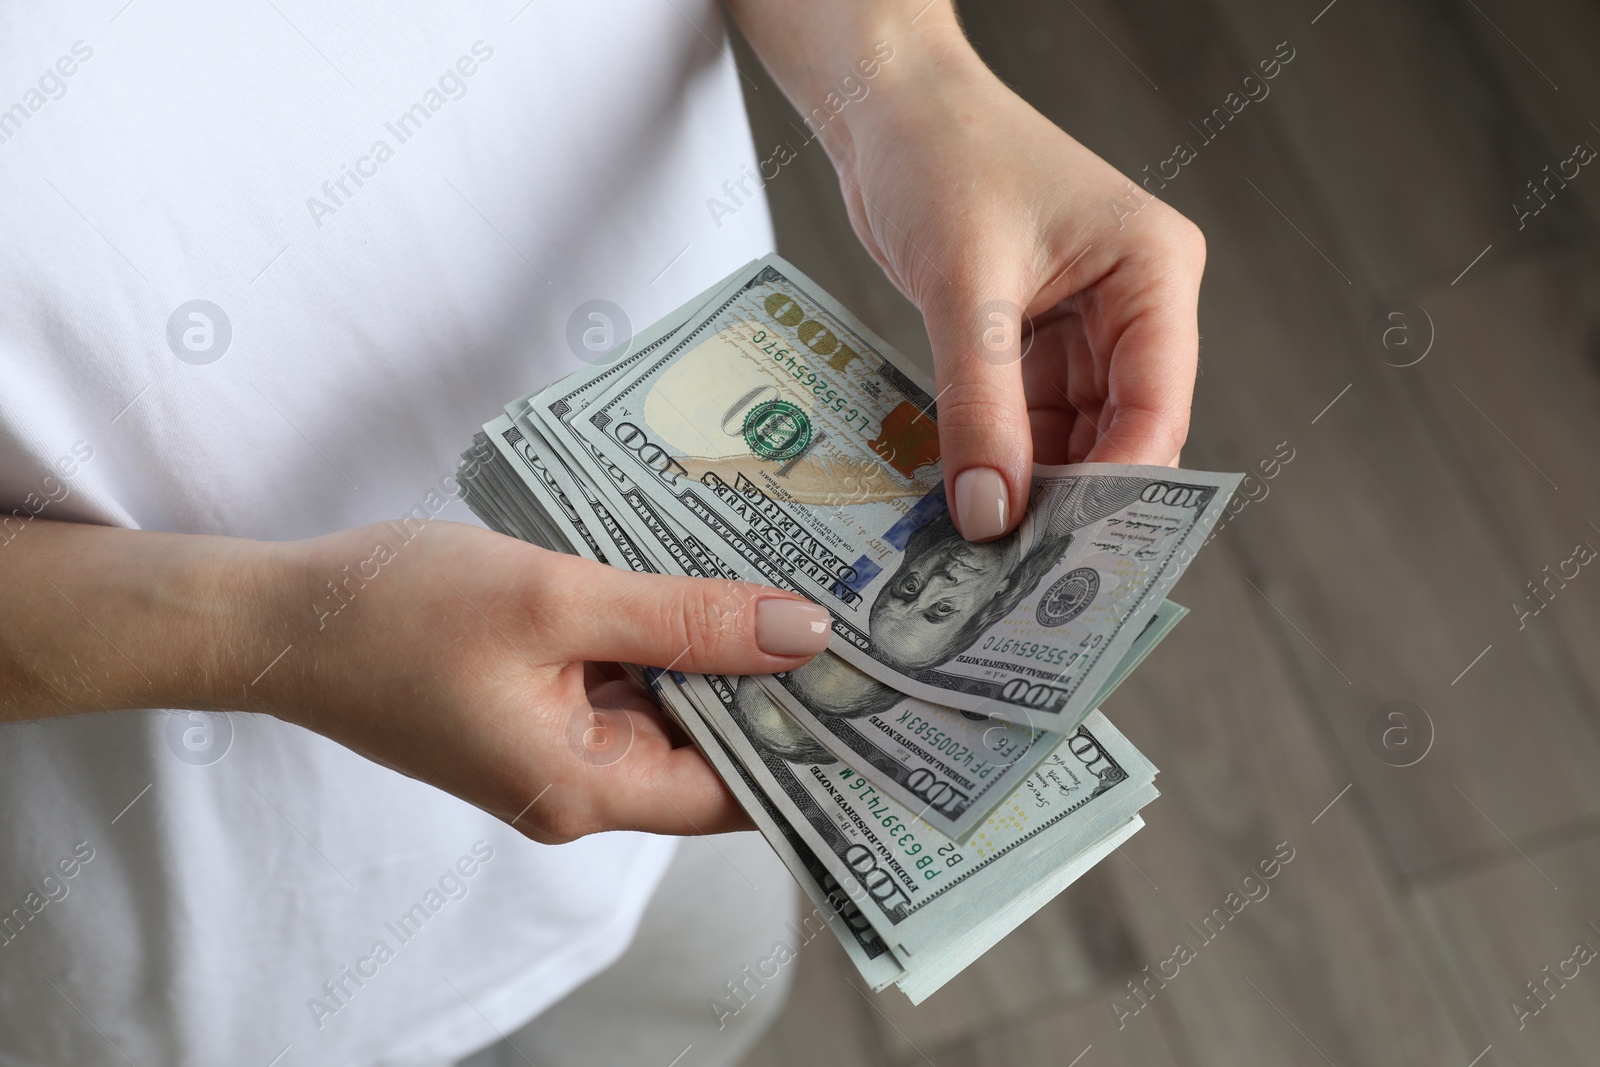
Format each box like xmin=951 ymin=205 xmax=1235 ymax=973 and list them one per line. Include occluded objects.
xmin=0 ymin=3 xmax=773 ymax=1065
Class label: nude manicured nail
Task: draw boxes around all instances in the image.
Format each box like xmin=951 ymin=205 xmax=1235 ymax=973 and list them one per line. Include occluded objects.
xmin=954 ymin=466 xmax=1010 ymax=541
xmin=756 ymin=599 xmax=832 ymax=656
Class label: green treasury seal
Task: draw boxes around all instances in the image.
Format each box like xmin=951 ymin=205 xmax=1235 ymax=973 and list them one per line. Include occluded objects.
xmin=742 ymin=399 xmax=813 ymax=462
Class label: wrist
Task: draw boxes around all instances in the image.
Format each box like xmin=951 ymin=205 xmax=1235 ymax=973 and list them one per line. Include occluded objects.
xmin=825 ymin=22 xmax=994 ymax=183
xmin=197 ymin=535 xmax=310 ymax=719
xmin=0 ymin=521 xmax=306 ymax=721
xmin=249 ymin=521 xmax=440 ymax=733
xmin=730 ymin=0 xmax=983 ymax=182
xmin=113 ymin=530 xmax=307 ymax=718
xmin=238 ymin=527 xmax=361 ymax=728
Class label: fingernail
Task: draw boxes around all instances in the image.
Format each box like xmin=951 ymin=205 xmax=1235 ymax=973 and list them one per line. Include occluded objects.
xmin=756 ymin=598 xmax=832 ymax=656
xmin=954 ymin=467 xmax=1010 ymax=541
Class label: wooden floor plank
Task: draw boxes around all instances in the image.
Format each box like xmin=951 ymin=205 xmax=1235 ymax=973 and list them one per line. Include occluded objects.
xmin=736 ymin=931 xmax=893 ymax=1067
xmin=936 ymin=991 xmax=1187 ymax=1067
xmin=1199 ymin=0 xmax=1600 ymax=782
xmin=862 ymin=863 xmax=1138 ymax=1061
xmin=1404 ymin=251 xmax=1600 ymax=735
xmin=1444 ymin=0 xmax=1600 ymax=242
xmin=1412 ymin=834 xmax=1600 ymax=1066
xmin=1045 ymin=548 xmax=1480 ymax=1066
xmin=1194 ymin=0 xmax=1600 ymax=815
xmin=1202 ymin=0 xmax=1568 ymax=292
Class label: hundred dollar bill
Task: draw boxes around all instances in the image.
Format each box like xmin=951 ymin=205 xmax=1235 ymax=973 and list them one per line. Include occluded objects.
xmin=654 ymin=664 xmax=1142 ymax=1004
xmin=466 ymin=432 xmax=1160 ymax=978
xmin=758 ymin=599 xmax=1188 ymax=840
xmin=646 ymin=668 xmax=908 ymax=992
xmin=462 ymin=438 xmax=1160 ymax=1001
xmin=465 ymin=264 xmax=762 ymax=560
xmin=467 ymin=427 xmax=915 ymax=987
xmin=479 ymin=417 xmax=1024 ymax=845
xmin=496 ymin=405 xmax=744 ymax=585
xmin=467 ymin=426 xmax=594 ymax=557
xmin=894 ymin=813 xmax=1141 ymax=1003
xmin=457 ymin=257 xmax=1181 ymax=1002
xmin=533 ymin=254 xmax=1239 ymax=726
xmin=478 ymin=402 xmax=1174 ymax=845
xmin=685 ymin=664 xmax=1158 ymax=958
xmin=754 ymin=664 xmax=1049 ymax=843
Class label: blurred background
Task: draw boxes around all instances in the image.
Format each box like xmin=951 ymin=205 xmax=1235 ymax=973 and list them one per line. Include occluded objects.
xmin=728 ymin=1 xmax=1600 ymax=1064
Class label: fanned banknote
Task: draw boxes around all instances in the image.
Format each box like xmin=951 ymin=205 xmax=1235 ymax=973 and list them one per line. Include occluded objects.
xmin=527 ymin=255 xmax=1239 ymax=726
xmin=756 ymin=599 xmax=1187 ymax=841
xmin=457 ymin=253 xmax=1239 ymax=1002
xmin=473 ymin=409 xmax=1182 ymax=846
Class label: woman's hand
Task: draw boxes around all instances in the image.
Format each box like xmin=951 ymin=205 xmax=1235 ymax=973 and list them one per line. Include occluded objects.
xmin=0 ymin=518 xmax=827 ymax=844
xmin=728 ymin=1 xmax=1206 ymax=542
xmin=835 ymin=38 xmax=1206 ymax=541
xmin=256 ymin=521 xmax=832 ymax=843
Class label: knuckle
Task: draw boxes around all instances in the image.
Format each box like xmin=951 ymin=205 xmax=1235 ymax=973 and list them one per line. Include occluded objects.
xmin=1161 ymin=212 xmax=1207 ymax=270
xmin=531 ymin=811 xmax=582 ymax=845
xmin=654 ymin=581 xmax=737 ymax=663
xmin=1110 ymin=402 xmax=1189 ymax=465
xmin=934 ymin=391 xmax=1030 ymax=471
xmin=690 ymin=582 xmax=749 ymax=657
xmin=1152 ymin=410 xmax=1192 ymax=459
xmin=1166 ymin=414 xmax=1192 ymax=454
xmin=936 ymin=392 xmax=1021 ymax=433
xmin=528 ymin=786 xmax=600 ymax=844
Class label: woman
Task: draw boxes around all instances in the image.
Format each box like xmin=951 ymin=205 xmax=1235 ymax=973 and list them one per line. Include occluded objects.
xmin=0 ymin=2 xmax=1202 ymax=1063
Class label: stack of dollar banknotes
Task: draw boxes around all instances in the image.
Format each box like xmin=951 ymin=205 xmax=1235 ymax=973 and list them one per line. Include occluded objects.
xmin=458 ymin=255 xmax=1240 ymax=1003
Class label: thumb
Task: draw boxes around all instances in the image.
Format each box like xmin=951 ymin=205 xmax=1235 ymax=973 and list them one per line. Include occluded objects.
xmin=925 ymin=286 xmax=1034 ymax=543
xmin=553 ymin=558 xmax=832 ymax=674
